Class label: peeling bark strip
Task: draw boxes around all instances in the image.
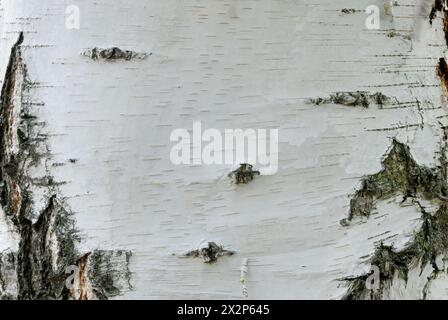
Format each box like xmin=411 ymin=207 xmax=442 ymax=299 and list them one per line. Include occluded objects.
xmin=82 ymin=47 xmax=149 ymax=61
xmin=0 ymin=34 xmax=132 ymax=300
xmin=341 ymin=139 xmax=446 ymax=225
xmin=309 ymin=92 xmax=391 ymax=108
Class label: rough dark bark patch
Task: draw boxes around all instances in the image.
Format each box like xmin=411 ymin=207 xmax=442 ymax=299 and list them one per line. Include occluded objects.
xmin=438 ymin=57 xmax=448 ymax=95
xmin=341 ymin=129 xmax=448 ymax=299
xmin=341 ymin=139 xmax=446 ymax=225
xmin=82 ymin=47 xmax=149 ymax=61
xmin=343 ymin=203 xmax=448 ymax=299
xmin=309 ymin=92 xmax=391 ymax=108
xmin=341 ymin=8 xmax=356 ymax=15
xmin=228 ymin=164 xmax=260 ymax=184
xmin=339 ymin=2 xmax=448 ymax=298
xmin=429 ymin=0 xmax=448 ymax=45
xmin=0 ymin=33 xmax=132 ymax=300
xmin=0 ymin=251 xmax=17 ymax=299
xmin=185 ymin=242 xmax=235 ymax=264
xmin=430 ymin=0 xmax=444 ymax=24
xmin=88 ymin=250 xmax=133 ymax=299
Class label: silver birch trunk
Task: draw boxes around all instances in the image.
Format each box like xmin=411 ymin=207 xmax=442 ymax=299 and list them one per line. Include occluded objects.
xmin=0 ymin=0 xmax=448 ymax=300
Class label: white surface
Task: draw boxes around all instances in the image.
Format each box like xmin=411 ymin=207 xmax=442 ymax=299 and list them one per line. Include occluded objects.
xmin=0 ymin=0 xmax=447 ymax=299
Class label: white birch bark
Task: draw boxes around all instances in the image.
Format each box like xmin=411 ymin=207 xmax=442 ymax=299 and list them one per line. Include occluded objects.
xmin=0 ymin=0 xmax=448 ymax=300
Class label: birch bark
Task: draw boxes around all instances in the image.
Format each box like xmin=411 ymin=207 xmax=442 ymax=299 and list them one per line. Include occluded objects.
xmin=0 ymin=0 xmax=447 ymax=300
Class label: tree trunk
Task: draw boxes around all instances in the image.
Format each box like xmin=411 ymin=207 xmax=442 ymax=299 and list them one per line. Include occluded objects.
xmin=1 ymin=0 xmax=448 ymax=300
